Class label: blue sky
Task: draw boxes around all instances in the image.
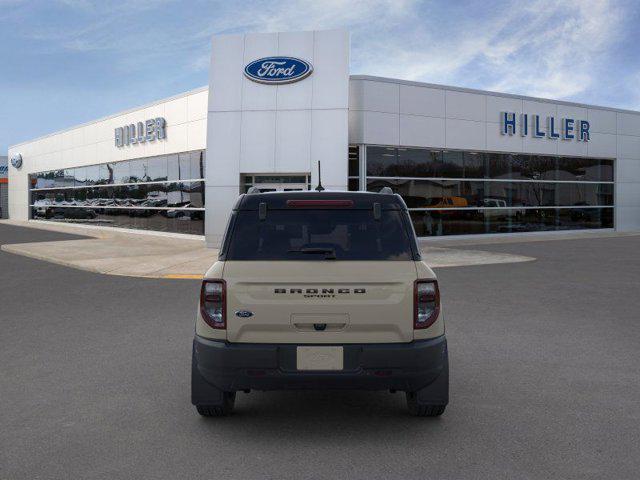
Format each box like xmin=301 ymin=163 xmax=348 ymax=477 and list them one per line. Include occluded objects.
xmin=2 ymin=0 xmax=639 ymax=153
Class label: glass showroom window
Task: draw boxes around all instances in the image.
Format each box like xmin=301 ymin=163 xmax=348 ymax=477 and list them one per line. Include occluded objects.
xmin=363 ymin=146 xmax=614 ymax=236
xmin=29 ymin=150 xmax=206 ymax=235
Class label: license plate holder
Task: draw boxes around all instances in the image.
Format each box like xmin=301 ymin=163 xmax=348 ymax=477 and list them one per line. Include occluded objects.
xmin=296 ymin=346 xmax=344 ymax=371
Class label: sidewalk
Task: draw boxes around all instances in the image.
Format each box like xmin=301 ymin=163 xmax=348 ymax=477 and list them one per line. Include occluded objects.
xmin=0 ymin=220 xmax=216 ymax=279
xmin=0 ymin=219 xmax=539 ymax=279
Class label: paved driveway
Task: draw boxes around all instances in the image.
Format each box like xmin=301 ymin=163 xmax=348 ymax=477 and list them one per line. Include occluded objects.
xmin=1 ymin=224 xmax=639 ymax=479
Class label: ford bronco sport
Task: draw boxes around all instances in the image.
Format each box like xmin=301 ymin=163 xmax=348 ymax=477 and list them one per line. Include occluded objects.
xmin=191 ymin=189 xmax=449 ymax=416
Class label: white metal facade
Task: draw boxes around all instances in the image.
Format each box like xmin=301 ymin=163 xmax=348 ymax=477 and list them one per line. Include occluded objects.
xmin=205 ymin=30 xmax=350 ymax=246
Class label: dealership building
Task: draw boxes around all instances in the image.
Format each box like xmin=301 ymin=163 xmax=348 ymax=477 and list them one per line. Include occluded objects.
xmin=7 ymin=29 xmax=640 ymax=246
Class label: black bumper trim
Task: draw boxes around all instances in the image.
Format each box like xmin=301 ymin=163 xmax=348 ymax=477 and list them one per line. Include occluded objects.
xmin=192 ymin=335 xmax=448 ymax=393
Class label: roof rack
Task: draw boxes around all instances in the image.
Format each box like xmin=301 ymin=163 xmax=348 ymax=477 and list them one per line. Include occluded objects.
xmin=247 ymin=187 xmax=261 ymax=194
xmin=379 ymin=187 xmax=393 ymax=194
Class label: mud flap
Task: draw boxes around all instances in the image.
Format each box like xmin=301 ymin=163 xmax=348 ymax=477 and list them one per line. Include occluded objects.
xmin=191 ymin=347 xmax=224 ymax=406
xmin=415 ymin=350 xmax=449 ymax=406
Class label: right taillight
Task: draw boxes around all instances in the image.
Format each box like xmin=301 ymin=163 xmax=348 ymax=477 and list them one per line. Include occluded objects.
xmin=414 ymin=280 xmax=440 ymax=329
xmin=200 ymin=280 xmax=226 ymax=329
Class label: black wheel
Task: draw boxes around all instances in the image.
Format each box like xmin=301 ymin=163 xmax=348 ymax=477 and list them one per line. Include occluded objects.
xmin=195 ymin=392 xmax=236 ymax=417
xmin=406 ymin=392 xmax=446 ymax=417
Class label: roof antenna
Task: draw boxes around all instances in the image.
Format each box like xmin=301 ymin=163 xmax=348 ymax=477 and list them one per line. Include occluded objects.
xmin=315 ymin=161 xmax=325 ymax=192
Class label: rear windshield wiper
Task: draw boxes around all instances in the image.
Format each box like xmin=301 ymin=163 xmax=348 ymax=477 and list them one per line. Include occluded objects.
xmin=287 ymin=247 xmax=337 ymax=259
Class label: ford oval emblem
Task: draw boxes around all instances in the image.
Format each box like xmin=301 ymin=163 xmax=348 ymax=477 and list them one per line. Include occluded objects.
xmin=235 ymin=310 xmax=254 ymax=318
xmin=244 ymin=56 xmax=313 ymax=85
xmin=10 ymin=153 xmax=23 ymax=169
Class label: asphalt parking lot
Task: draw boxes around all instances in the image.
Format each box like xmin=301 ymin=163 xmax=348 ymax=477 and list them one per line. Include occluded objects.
xmin=1 ymin=224 xmax=639 ymax=480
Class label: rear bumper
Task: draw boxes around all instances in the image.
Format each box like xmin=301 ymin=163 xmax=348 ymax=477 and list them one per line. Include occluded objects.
xmin=192 ymin=335 xmax=448 ymax=395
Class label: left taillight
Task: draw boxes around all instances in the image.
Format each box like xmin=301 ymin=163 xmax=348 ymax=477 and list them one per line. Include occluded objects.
xmin=200 ymin=280 xmax=226 ymax=329
xmin=414 ymin=279 xmax=440 ymax=329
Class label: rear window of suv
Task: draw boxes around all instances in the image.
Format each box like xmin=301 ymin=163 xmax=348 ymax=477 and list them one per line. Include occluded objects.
xmin=224 ymin=209 xmax=417 ymax=261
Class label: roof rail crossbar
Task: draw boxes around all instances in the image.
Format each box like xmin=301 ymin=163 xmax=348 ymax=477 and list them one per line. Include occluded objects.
xmin=379 ymin=187 xmax=393 ymax=194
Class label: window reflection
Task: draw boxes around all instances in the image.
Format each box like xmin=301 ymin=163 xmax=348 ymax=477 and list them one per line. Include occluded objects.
xmin=53 ymin=170 xmax=66 ymax=187
xmin=410 ymin=207 xmax=613 ymax=237
xmin=167 ymin=154 xmax=180 ymax=181
xmin=111 ymin=161 xmax=130 ymax=184
xmin=30 ymin=206 xmax=204 ymax=235
xmin=98 ymin=164 xmax=113 ymax=185
xmin=365 ymin=146 xmax=615 ymax=236
xmin=177 ymin=152 xmax=202 ymax=180
xmin=366 ymin=147 xmax=614 ymax=183
xmin=28 ymin=150 xmax=206 ymax=235
xmin=145 ymin=183 xmax=168 ymax=207
xmin=74 ymin=167 xmax=87 ymax=187
xmin=368 ymin=179 xmax=614 ymax=209
xmin=190 ymin=151 xmax=205 ymax=180
xmin=188 ymin=181 xmax=205 ymax=208
xmin=148 ymin=156 xmax=168 ymax=182
xmin=440 ymin=151 xmax=462 ymax=177
xmin=84 ymin=165 xmax=99 ymax=185
xmin=129 ymin=159 xmax=148 ymax=183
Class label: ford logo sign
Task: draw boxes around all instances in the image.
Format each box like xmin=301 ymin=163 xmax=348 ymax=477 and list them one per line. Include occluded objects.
xmin=244 ymin=56 xmax=313 ymax=85
xmin=10 ymin=153 xmax=23 ymax=169
xmin=235 ymin=310 xmax=254 ymax=318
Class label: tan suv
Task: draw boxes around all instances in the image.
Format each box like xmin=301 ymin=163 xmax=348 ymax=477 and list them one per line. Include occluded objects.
xmin=191 ymin=190 xmax=449 ymax=416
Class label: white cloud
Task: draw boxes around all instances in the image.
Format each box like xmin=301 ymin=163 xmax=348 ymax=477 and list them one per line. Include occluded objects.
xmin=8 ymin=0 xmax=631 ymax=104
xmin=176 ymin=0 xmax=623 ymax=103
xmin=483 ymin=0 xmax=623 ymax=98
xmin=344 ymin=0 xmax=625 ymax=101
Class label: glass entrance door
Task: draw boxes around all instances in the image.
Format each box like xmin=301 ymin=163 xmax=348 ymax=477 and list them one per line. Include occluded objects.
xmin=241 ymin=174 xmax=310 ymax=193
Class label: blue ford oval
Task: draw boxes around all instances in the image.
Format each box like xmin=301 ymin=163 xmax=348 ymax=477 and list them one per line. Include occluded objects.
xmin=244 ymin=56 xmax=313 ymax=84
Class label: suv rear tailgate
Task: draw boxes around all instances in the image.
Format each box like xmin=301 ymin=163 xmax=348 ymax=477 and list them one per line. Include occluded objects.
xmin=223 ymin=261 xmax=417 ymax=343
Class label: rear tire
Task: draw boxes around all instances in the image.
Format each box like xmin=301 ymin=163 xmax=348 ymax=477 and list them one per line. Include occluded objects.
xmin=195 ymin=392 xmax=236 ymax=417
xmin=406 ymin=392 xmax=446 ymax=417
